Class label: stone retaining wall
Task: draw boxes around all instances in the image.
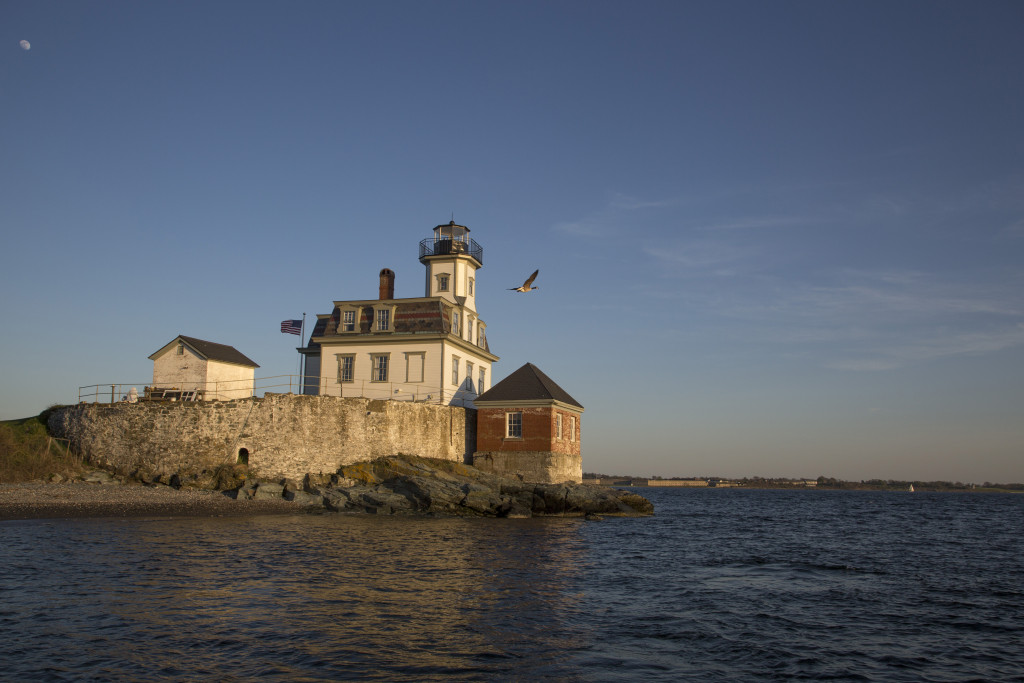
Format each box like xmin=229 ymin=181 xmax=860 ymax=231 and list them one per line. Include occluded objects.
xmin=472 ymin=451 xmax=582 ymax=485
xmin=48 ymin=393 xmax=475 ymax=482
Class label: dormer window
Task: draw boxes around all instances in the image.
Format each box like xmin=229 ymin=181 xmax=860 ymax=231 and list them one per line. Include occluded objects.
xmin=341 ymin=309 xmax=356 ymax=332
xmin=451 ymin=311 xmax=460 ymax=336
xmin=376 ymin=308 xmax=390 ymax=331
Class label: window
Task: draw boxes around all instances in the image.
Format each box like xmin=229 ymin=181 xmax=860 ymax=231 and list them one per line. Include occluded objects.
xmin=478 ymin=367 xmax=486 ymax=393
xmin=467 ymin=316 xmax=474 ymax=342
xmin=438 ymin=274 xmax=449 ymax=292
xmin=466 ymin=362 xmax=474 ymax=391
xmin=405 ymin=352 xmax=424 ymax=383
xmin=451 ymin=311 xmax=460 ymax=336
xmin=556 ymin=413 xmax=563 ymax=440
xmin=468 ymin=278 xmax=475 ymax=296
xmin=376 ymin=308 xmax=390 ymax=331
xmin=371 ymin=353 xmax=389 ymax=382
xmin=506 ymin=412 xmax=522 ymax=438
xmin=570 ymin=416 xmax=576 ymax=442
xmin=341 ymin=310 xmax=356 ymax=332
xmin=451 ymin=356 xmax=459 ymax=385
xmin=176 ymin=342 xmax=184 ymax=355
xmin=337 ymin=355 xmax=355 ymax=383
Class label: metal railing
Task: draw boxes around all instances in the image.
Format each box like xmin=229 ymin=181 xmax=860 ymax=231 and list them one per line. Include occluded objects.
xmin=418 ymin=236 xmax=483 ymax=264
xmin=78 ymin=375 xmax=306 ymax=404
xmin=77 ymin=375 xmax=478 ymax=407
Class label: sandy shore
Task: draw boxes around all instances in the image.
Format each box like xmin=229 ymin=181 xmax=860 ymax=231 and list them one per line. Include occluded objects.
xmin=0 ymin=481 xmax=306 ymax=521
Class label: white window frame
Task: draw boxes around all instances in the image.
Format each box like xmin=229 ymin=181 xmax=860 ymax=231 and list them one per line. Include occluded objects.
xmin=556 ymin=413 xmax=563 ymax=440
xmin=405 ymin=351 xmax=425 ymax=383
xmin=466 ymin=362 xmax=474 ymax=391
xmin=506 ymin=411 xmax=523 ymax=439
xmin=371 ymin=353 xmax=389 ymax=382
xmin=337 ymin=354 xmax=355 ymax=383
xmin=451 ymin=355 xmax=460 ymax=386
xmin=478 ymin=367 xmax=486 ymax=393
xmin=376 ymin=308 xmax=391 ymax=332
xmin=340 ymin=309 xmax=357 ymax=332
xmin=570 ymin=416 xmax=576 ymax=442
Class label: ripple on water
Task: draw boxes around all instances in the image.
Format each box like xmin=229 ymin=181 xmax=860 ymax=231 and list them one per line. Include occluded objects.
xmin=1 ymin=491 xmax=1023 ymax=681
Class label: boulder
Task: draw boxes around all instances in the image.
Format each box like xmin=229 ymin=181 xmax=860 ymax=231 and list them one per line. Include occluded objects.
xmin=82 ymin=470 xmax=116 ymax=485
xmin=252 ymin=482 xmax=285 ymax=500
xmin=286 ymin=489 xmax=324 ymax=506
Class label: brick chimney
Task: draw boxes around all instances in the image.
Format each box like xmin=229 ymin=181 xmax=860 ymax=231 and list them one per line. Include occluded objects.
xmin=379 ymin=268 xmax=395 ymax=299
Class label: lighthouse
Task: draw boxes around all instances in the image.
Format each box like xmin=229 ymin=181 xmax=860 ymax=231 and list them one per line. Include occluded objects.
xmin=299 ymin=220 xmax=498 ymax=405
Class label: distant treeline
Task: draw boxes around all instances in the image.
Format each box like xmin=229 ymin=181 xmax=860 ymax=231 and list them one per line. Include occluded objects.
xmin=584 ymin=473 xmax=1024 ymax=492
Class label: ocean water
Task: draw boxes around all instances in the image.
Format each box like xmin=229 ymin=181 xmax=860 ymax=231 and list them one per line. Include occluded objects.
xmin=1 ymin=488 xmax=1022 ymax=681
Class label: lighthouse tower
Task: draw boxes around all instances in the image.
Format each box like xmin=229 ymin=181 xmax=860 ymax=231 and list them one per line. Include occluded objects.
xmin=419 ymin=220 xmax=483 ymax=314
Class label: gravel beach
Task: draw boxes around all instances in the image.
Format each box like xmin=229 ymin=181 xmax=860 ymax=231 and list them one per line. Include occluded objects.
xmin=0 ymin=481 xmax=305 ymax=521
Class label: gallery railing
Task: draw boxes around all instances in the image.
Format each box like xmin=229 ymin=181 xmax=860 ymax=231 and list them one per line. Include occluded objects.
xmin=418 ymin=236 xmax=483 ymax=264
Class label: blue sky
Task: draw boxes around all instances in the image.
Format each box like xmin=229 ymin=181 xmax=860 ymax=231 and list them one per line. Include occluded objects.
xmin=3 ymin=1 xmax=1023 ymax=482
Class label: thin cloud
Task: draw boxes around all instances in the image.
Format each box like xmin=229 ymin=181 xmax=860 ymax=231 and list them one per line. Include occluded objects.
xmin=552 ymin=220 xmax=606 ymax=237
xmin=643 ymin=239 xmax=755 ymax=270
xmin=691 ymin=216 xmax=812 ymax=232
xmin=640 ymin=265 xmax=1024 ymax=371
xmin=607 ymin=193 xmax=676 ymax=211
xmin=552 ymin=192 xmax=674 ymax=238
xmin=826 ymin=324 xmax=1024 ymax=371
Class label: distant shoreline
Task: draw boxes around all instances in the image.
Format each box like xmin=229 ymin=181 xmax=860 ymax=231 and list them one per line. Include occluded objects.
xmin=585 ymin=478 xmax=1023 ymax=493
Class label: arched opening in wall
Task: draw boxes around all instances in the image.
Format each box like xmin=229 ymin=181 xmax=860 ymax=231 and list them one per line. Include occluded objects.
xmin=237 ymin=448 xmax=249 ymax=465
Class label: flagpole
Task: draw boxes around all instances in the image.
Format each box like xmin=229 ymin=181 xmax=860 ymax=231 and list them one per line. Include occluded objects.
xmin=299 ymin=313 xmax=306 ymax=394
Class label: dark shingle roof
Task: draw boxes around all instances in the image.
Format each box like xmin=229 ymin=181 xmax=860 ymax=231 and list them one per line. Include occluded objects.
xmin=311 ymin=299 xmax=492 ymax=354
xmin=176 ymin=335 xmax=260 ymax=367
xmin=475 ymin=363 xmax=582 ymax=408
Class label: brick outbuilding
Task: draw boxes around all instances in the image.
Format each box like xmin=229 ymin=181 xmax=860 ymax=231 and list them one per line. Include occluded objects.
xmin=471 ymin=363 xmax=583 ymax=484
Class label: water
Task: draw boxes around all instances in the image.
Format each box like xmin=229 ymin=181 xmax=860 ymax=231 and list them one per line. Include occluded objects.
xmin=1 ymin=489 xmax=1022 ymax=681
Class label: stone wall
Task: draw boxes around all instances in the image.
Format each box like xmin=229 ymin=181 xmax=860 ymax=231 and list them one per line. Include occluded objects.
xmin=48 ymin=393 xmax=475 ymax=482
xmin=472 ymin=451 xmax=583 ymax=485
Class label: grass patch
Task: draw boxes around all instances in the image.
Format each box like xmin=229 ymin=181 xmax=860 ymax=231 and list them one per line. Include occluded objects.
xmin=0 ymin=410 xmax=83 ymax=483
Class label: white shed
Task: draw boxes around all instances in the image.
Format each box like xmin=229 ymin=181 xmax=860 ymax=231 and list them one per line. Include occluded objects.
xmin=148 ymin=335 xmax=259 ymax=401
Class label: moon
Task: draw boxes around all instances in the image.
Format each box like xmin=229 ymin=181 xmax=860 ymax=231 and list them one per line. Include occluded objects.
xmin=20 ymin=40 xmax=30 ymax=50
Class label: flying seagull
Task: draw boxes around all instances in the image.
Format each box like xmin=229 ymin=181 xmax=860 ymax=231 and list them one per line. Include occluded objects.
xmin=509 ymin=269 xmax=539 ymax=293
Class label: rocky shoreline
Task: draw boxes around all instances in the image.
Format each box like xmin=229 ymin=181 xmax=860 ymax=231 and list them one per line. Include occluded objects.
xmin=1 ymin=455 xmax=654 ymax=521
xmin=0 ymin=480 xmax=299 ymax=521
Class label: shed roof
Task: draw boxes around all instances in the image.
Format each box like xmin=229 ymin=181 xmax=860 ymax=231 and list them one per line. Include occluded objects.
xmin=474 ymin=363 xmax=582 ymax=408
xmin=149 ymin=335 xmax=260 ymax=368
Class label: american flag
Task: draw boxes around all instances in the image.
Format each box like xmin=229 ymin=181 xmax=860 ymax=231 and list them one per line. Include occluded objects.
xmin=280 ymin=319 xmax=302 ymax=335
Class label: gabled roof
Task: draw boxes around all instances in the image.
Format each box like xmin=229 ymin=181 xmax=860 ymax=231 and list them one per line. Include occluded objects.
xmin=474 ymin=363 xmax=582 ymax=409
xmin=149 ymin=335 xmax=260 ymax=368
